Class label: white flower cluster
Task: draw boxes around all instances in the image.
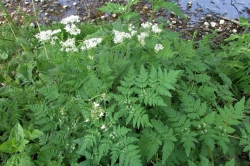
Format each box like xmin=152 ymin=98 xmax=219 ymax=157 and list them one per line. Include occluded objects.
xmin=35 ymin=29 xmax=61 ymax=43
xmin=151 ymin=24 xmax=162 ymax=33
xmin=81 ymin=38 xmax=102 ymax=50
xmin=89 ymin=102 xmax=105 ymax=121
xmin=113 ymin=30 xmax=132 ymax=44
xmin=154 ymin=43 xmax=164 ymax=53
xmin=141 ymin=22 xmax=152 ymax=29
xmin=128 ymin=24 xmax=137 ymax=36
xmin=60 ymin=15 xmax=80 ymax=24
xmin=137 ymin=32 xmax=149 ymax=46
xmin=60 ymin=38 xmax=77 ymax=52
xmin=64 ymin=24 xmax=81 ymax=35
xmin=141 ymin=22 xmax=162 ymax=33
xmin=61 ymin=15 xmax=81 ymax=36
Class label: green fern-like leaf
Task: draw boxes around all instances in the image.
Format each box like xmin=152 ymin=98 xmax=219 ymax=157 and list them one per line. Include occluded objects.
xmin=181 ymin=132 xmax=198 ymax=157
xmin=126 ymin=105 xmax=151 ymax=128
xmin=135 ymin=65 xmax=148 ymax=88
xmin=37 ymin=85 xmax=59 ymax=102
xmin=217 ymin=97 xmax=245 ymax=127
xmin=139 ymin=129 xmax=161 ymax=161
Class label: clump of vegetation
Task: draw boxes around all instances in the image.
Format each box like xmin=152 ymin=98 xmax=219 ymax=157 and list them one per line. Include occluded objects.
xmin=0 ymin=0 xmax=249 ymax=165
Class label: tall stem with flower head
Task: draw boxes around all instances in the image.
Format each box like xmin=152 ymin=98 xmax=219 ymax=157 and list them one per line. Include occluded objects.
xmin=31 ymin=0 xmax=49 ymax=59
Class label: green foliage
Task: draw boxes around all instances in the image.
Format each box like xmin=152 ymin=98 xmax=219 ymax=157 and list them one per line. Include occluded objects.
xmin=0 ymin=1 xmax=250 ymax=165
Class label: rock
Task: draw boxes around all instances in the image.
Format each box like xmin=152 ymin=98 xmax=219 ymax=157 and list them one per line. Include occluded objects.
xmin=63 ymin=5 xmax=69 ymax=9
xmin=204 ymin=22 xmax=209 ymax=26
xmin=42 ymin=17 xmax=48 ymax=21
xmin=210 ymin=22 xmax=216 ymax=27
xmin=30 ymin=22 xmax=35 ymax=27
xmin=232 ymin=29 xmax=237 ymax=33
xmin=73 ymin=2 xmax=77 ymax=6
xmin=219 ymin=20 xmax=225 ymax=24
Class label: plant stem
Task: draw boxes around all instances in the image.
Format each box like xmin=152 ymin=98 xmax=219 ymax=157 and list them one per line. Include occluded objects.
xmin=31 ymin=0 xmax=49 ymax=59
xmin=0 ymin=1 xmax=19 ymax=36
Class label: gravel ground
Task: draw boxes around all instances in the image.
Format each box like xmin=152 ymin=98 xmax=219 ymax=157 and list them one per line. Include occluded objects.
xmin=0 ymin=0 xmax=249 ymax=41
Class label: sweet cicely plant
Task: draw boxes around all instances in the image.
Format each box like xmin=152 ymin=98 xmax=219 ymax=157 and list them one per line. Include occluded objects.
xmin=0 ymin=1 xmax=250 ymax=165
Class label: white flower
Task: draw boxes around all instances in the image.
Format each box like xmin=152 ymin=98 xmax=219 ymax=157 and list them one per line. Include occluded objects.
xmin=99 ymin=112 xmax=104 ymax=117
xmin=137 ymin=32 xmax=149 ymax=46
xmin=35 ymin=29 xmax=61 ymax=42
xmin=113 ymin=30 xmax=131 ymax=44
xmin=128 ymin=24 xmax=135 ymax=31
xmin=154 ymin=44 xmax=164 ymax=53
xmin=81 ymin=38 xmax=102 ymax=50
xmin=151 ymin=24 xmax=162 ymax=33
xmin=60 ymin=38 xmax=77 ymax=52
xmin=61 ymin=15 xmax=80 ymax=24
xmin=101 ymin=124 xmax=106 ymax=130
xmin=141 ymin=22 xmax=152 ymax=29
xmin=64 ymin=24 xmax=81 ymax=35
xmin=128 ymin=24 xmax=137 ymax=36
xmin=93 ymin=102 xmax=100 ymax=108
xmin=50 ymin=36 xmax=59 ymax=45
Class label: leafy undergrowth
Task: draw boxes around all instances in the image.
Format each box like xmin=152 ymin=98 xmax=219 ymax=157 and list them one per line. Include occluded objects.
xmin=0 ymin=1 xmax=250 ymax=166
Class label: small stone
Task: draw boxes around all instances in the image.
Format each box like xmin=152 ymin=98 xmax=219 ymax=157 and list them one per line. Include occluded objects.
xmin=204 ymin=22 xmax=209 ymax=26
xmin=199 ymin=17 xmax=205 ymax=21
xmin=43 ymin=17 xmax=48 ymax=21
xmin=219 ymin=19 xmax=225 ymax=24
xmin=30 ymin=22 xmax=35 ymax=27
xmin=53 ymin=1 xmax=60 ymax=5
xmin=171 ymin=20 xmax=177 ymax=24
xmin=100 ymin=15 xmax=106 ymax=19
xmin=215 ymin=27 xmax=223 ymax=32
xmin=25 ymin=1 xmax=30 ymax=5
xmin=206 ymin=14 xmax=212 ymax=18
xmin=112 ymin=13 xmax=116 ymax=18
xmin=63 ymin=5 xmax=69 ymax=9
xmin=187 ymin=2 xmax=192 ymax=7
xmin=45 ymin=12 xmax=48 ymax=16
xmin=232 ymin=29 xmax=237 ymax=33
xmin=210 ymin=22 xmax=216 ymax=27
xmin=73 ymin=2 xmax=77 ymax=6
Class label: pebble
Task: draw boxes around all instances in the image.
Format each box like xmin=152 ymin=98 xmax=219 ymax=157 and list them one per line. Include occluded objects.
xmin=210 ymin=22 xmax=216 ymax=27
xmin=204 ymin=22 xmax=209 ymax=26
xmin=112 ymin=13 xmax=117 ymax=18
xmin=219 ymin=19 xmax=225 ymax=24
xmin=100 ymin=15 xmax=106 ymax=20
xmin=200 ymin=17 xmax=205 ymax=21
xmin=43 ymin=17 xmax=48 ymax=21
xmin=171 ymin=20 xmax=177 ymax=24
xmin=25 ymin=1 xmax=30 ymax=5
xmin=73 ymin=2 xmax=77 ymax=6
xmin=232 ymin=29 xmax=237 ymax=33
xmin=187 ymin=2 xmax=192 ymax=7
xmin=30 ymin=22 xmax=35 ymax=27
xmin=63 ymin=5 xmax=69 ymax=9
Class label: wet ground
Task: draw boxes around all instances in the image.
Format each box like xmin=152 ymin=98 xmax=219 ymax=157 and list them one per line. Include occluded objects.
xmin=0 ymin=0 xmax=250 ymax=41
